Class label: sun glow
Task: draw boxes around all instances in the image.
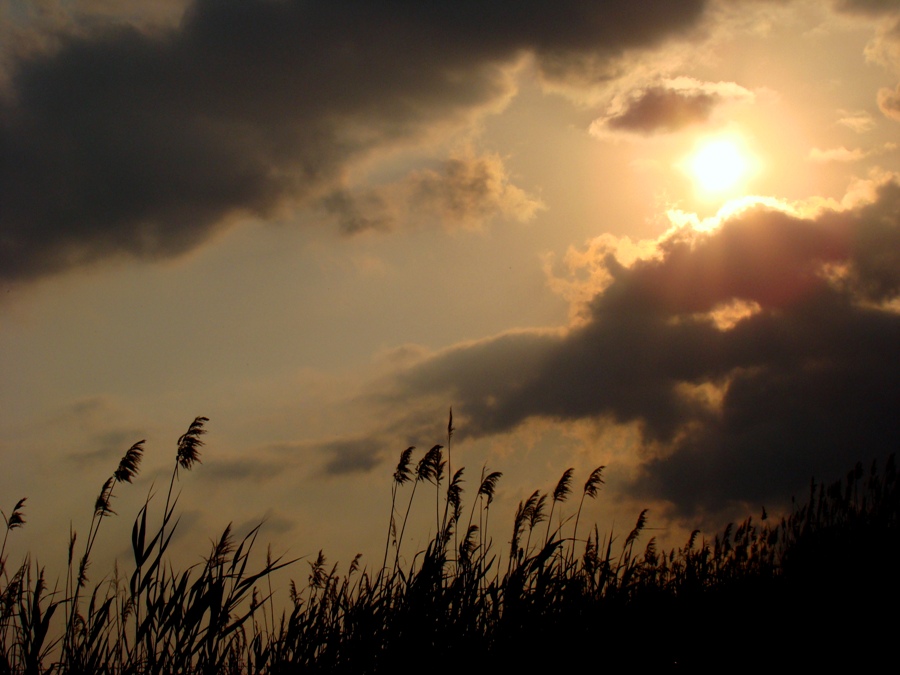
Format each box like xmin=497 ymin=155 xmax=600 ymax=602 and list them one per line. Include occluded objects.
xmin=686 ymin=137 xmax=751 ymax=196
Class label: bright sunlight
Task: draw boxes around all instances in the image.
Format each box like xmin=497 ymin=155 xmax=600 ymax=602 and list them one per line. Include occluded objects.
xmin=687 ymin=137 xmax=749 ymax=195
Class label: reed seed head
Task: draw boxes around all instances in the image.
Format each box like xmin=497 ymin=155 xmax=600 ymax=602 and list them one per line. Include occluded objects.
xmin=553 ymin=468 xmax=574 ymax=504
xmin=4 ymin=498 xmax=26 ymax=530
xmin=477 ymin=471 xmax=502 ymax=506
xmin=177 ymin=416 xmax=208 ymax=470
xmin=208 ymin=524 xmax=234 ymax=567
xmin=583 ymin=465 xmax=606 ymax=499
xmin=416 ymin=445 xmax=443 ymax=484
xmin=114 ymin=440 xmax=145 ymax=483
xmin=393 ymin=446 xmax=415 ymax=486
xmin=625 ymin=508 xmax=648 ymax=548
xmin=94 ymin=477 xmax=117 ymax=517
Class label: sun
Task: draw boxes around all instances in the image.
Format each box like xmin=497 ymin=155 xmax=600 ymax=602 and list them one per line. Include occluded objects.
xmin=686 ymin=137 xmax=750 ymax=195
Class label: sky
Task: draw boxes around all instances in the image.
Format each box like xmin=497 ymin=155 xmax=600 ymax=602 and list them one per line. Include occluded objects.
xmin=2 ymin=0 xmax=899 ymax=580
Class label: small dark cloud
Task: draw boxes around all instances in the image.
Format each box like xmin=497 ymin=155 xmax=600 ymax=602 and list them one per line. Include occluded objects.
xmin=591 ymin=79 xmax=754 ymax=137
xmin=0 ymin=0 xmax=707 ymax=284
xmin=383 ymin=181 xmax=900 ymax=516
xmin=607 ymin=88 xmax=719 ymax=133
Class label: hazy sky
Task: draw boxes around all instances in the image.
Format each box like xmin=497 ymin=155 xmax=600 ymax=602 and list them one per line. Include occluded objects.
xmin=2 ymin=0 xmax=899 ymax=576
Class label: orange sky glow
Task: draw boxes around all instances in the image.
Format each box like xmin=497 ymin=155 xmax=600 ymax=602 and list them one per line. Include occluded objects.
xmin=1 ymin=0 xmax=899 ymax=583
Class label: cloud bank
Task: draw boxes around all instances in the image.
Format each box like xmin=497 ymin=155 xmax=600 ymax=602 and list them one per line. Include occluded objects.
xmin=0 ymin=0 xmax=707 ymax=283
xmin=382 ymin=180 xmax=900 ymax=515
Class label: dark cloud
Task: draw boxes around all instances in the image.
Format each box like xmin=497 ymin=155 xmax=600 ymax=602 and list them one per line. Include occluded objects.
xmin=385 ymin=181 xmax=900 ymax=515
xmin=0 ymin=0 xmax=706 ymax=283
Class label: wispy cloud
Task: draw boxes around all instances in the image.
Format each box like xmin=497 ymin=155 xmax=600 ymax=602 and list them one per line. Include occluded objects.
xmin=837 ymin=109 xmax=877 ymax=133
xmin=878 ymin=83 xmax=900 ymax=121
xmin=805 ymin=144 xmax=900 ymax=162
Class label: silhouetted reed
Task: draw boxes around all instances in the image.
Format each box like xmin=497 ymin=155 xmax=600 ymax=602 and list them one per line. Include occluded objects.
xmin=0 ymin=412 xmax=896 ymax=673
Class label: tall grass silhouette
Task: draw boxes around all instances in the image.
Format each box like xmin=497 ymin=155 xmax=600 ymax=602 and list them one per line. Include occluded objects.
xmin=0 ymin=413 xmax=897 ymax=672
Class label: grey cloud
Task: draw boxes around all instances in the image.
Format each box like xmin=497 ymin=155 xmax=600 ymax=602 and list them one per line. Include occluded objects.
xmin=198 ymin=456 xmax=285 ymax=483
xmin=0 ymin=0 xmax=707 ymax=283
xmin=261 ymin=437 xmax=382 ymax=477
xmin=323 ymin=153 xmax=543 ymax=233
xmin=316 ymin=437 xmax=382 ymax=477
xmin=232 ymin=509 xmax=297 ymax=540
xmin=322 ymin=190 xmax=395 ymax=236
xmin=67 ymin=428 xmax=146 ymax=466
xmin=407 ymin=154 xmax=543 ymax=228
xmin=195 ymin=437 xmax=383 ymax=481
xmin=833 ymin=0 xmax=900 ymax=17
xmin=60 ymin=396 xmax=147 ymax=467
xmin=385 ymin=182 xmax=900 ymax=515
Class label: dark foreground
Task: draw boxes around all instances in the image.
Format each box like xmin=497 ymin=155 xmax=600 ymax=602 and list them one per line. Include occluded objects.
xmin=1 ymin=419 xmax=897 ymax=673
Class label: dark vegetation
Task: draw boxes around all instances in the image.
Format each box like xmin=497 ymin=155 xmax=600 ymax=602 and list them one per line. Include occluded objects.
xmin=1 ymin=415 xmax=897 ymax=673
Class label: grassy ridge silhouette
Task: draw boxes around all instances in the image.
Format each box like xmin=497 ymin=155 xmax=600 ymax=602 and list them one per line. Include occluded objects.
xmin=1 ymin=415 xmax=897 ymax=673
